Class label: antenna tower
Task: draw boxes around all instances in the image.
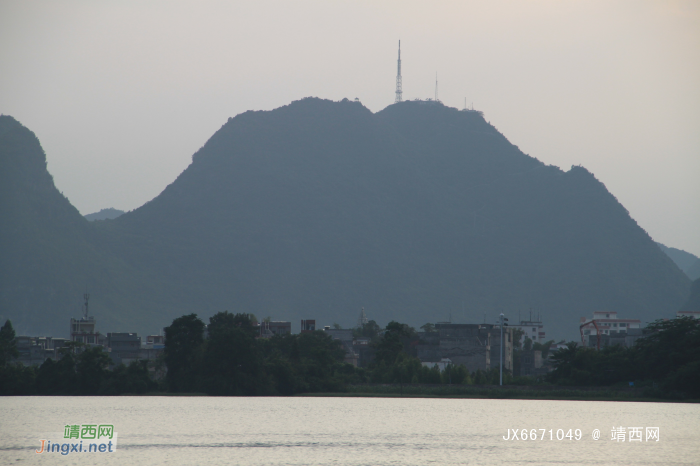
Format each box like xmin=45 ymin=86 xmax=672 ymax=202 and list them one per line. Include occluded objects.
xmin=395 ymin=41 xmax=403 ymax=103
xmin=83 ymin=291 xmax=90 ymax=319
xmin=435 ymin=73 xmax=438 ymax=102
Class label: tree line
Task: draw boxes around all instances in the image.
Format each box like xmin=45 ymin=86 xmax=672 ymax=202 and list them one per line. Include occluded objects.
xmin=0 ymin=313 xmax=508 ymax=396
xmin=0 ymin=320 xmax=156 ymax=395
xmin=1 ymin=314 xmax=698 ymax=398
xmin=161 ymin=313 xmax=507 ymax=394
xmin=547 ymin=317 xmax=700 ymax=398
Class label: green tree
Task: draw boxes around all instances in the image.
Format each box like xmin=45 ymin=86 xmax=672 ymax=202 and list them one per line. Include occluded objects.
xmin=441 ymin=363 xmax=469 ymax=385
xmin=202 ymin=311 xmax=269 ymax=395
xmin=511 ymin=328 xmax=524 ymax=349
xmin=296 ymin=331 xmax=347 ymax=391
xmin=548 ymin=342 xmax=583 ymax=384
xmin=0 ymin=320 xmax=36 ymax=395
xmin=533 ymin=339 xmax=555 ymax=359
xmin=262 ymin=331 xmax=349 ymax=393
xmin=208 ymin=311 xmax=257 ymax=338
xmin=512 ymin=348 xmax=522 ymax=377
xmin=52 ymin=353 xmax=78 ymax=394
xmin=0 ymin=363 xmax=36 ymax=395
xmin=547 ymin=342 xmax=632 ymax=386
xmin=0 ymin=319 xmax=18 ymax=366
xmin=473 ymin=369 xmax=487 ymax=385
xmin=36 ymin=358 xmax=60 ymax=394
xmin=353 ymin=320 xmax=382 ymax=341
xmin=76 ymin=346 xmax=111 ymax=395
xmin=374 ymin=321 xmax=416 ymax=366
xmin=264 ymin=353 xmax=301 ymax=395
xmin=635 ymin=316 xmax=700 ymax=397
xmin=420 ymin=323 xmax=436 ymax=333
xmin=164 ymin=314 xmax=205 ymax=392
xmin=103 ymin=360 xmax=155 ymax=395
xmin=296 ymin=331 xmax=345 ymax=369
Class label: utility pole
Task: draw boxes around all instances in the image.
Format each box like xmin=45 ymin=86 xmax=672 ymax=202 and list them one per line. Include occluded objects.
xmin=500 ymin=313 xmax=503 ymax=386
xmin=395 ymin=41 xmax=403 ymax=103
xmin=499 ymin=313 xmax=509 ymax=386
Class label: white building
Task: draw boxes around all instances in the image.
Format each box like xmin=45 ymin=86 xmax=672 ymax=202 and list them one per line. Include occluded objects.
xmin=70 ymin=316 xmax=106 ymax=347
xmin=579 ymin=311 xmax=641 ymax=337
xmin=677 ymin=311 xmax=700 ymax=319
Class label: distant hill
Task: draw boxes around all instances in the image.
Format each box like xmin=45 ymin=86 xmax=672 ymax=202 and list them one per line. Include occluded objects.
xmin=0 ymin=100 xmax=691 ymax=339
xmin=686 ymin=260 xmax=700 ymax=282
xmin=657 ymin=242 xmax=700 ymax=279
xmin=84 ymin=208 xmax=124 ymax=221
xmin=679 ymin=279 xmax=700 ymax=313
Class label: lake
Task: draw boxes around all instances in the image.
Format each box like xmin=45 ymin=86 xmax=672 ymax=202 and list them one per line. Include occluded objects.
xmin=1 ymin=396 xmax=698 ymax=465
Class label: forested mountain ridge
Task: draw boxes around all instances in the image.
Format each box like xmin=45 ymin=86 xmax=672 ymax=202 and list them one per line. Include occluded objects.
xmin=0 ymin=100 xmax=691 ymax=338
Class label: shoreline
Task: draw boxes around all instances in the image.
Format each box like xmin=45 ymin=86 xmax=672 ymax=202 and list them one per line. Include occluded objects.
xmin=4 ymin=386 xmax=697 ymax=403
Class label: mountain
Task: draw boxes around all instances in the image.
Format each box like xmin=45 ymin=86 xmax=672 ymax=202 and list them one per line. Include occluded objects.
xmin=657 ymin=242 xmax=700 ymax=279
xmin=84 ymin=208 xmax=125 ymax=221
xmin=0 ymin=115 xmax=177 ymax=336
xmin=98 ymin=98 xmax=689 ymax=337
xmin=0 ymin=100 xmax=692 ymax=339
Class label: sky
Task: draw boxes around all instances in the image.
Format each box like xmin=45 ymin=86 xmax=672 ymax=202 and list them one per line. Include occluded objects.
xmin=1 ymin=0 xmax=699 ymax=256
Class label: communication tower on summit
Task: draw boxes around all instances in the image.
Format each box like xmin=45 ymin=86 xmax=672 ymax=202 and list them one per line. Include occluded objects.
xmin=395 ymin=41 xmax=403 ymax=103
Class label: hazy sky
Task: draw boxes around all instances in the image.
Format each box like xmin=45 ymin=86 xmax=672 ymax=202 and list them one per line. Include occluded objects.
xmin=1 ymin=1 xmax=699 ymax=256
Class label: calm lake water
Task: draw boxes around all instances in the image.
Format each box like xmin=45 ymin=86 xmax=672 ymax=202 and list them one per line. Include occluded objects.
xmin=0 ymin=396 xmax=698 ymax=465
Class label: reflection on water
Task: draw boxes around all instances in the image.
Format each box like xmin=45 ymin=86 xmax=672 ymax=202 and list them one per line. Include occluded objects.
xmin=1 ymin=396 xmax=698 ymax=465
